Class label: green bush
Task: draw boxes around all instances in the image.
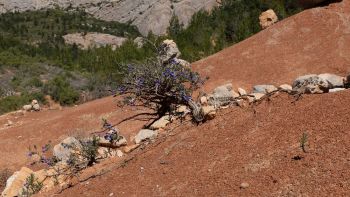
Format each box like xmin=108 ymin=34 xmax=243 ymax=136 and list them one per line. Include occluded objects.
xmin=44 ymin=76 xmax=79 ymax=105
xmin=168 ymin=0 xmax=303 ymax=62
xmin=0 ymin=92 xmax=45 ymax=114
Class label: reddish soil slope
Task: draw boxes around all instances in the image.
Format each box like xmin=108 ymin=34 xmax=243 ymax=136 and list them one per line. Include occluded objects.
xmin=48 ymin=90 xmax=350 ymax=196
xmin=193 ymin=0 xmax=350 ymax=91
xmin=0 ymin=97 xmax=151 ymax=171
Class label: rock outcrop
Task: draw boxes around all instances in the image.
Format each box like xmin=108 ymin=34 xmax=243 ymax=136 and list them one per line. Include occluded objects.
xmin=63 ymin=33 xmax=127 ymax=50
xmin=0 ymin=0 xmax=219 ymax=36
xmin=259 ymin=9 xmax=278 ymax=29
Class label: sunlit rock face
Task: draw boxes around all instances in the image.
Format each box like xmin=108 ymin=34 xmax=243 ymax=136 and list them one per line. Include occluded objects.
xmin=0 ymin=0 xmax=219 ymax=36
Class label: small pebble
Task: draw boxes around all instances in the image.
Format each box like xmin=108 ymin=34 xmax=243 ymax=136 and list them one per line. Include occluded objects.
xmin=240 ymin=182 xmax=250 ymax=189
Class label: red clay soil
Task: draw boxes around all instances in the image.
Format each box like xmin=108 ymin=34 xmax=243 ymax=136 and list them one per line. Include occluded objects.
xmin=0 ymin=97 xmax=152 ymax=172
xmin=44 ymin=90 xmax=350 ymax=197
xmin=192 ymin=0 xmax=350 ymax=92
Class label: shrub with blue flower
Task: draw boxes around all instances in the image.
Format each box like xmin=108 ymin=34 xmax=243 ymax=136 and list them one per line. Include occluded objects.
xmin=115 ymin=58 xmax=206 ymax=121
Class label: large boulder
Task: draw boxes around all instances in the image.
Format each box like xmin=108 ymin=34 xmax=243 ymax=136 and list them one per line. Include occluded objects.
xmin=53 ymin=137 xmax=82 ymax=162
xmin=134 ymin=129 xmax=158 ymax=144
xmin=158 ymin=39 xmax=181 ymax=63
xmin=259 ymin=9 xmax=278 ymax=29
xmin=292 ymin=74 xmax=330 ymax=94
xmin=1 ymin=167 xmax=33 ymax=197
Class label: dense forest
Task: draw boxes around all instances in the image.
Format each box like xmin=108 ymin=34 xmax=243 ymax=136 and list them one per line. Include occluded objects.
xmin=0 ymin=0 xmax=303 ymax=114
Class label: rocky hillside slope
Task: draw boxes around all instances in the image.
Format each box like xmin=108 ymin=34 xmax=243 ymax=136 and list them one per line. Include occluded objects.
xmin=0 ymin=0 xmax=219 ymax=36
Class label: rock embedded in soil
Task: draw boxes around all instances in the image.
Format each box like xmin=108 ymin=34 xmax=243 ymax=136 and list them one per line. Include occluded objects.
xmin=253 ymin=85 xmax=278 ymax=93
xmin=32 ymin=103 xmax=41 ymax=111
xmin=202 ymin=105 xmax=216 ymax=120
xmin=279 ymin=84 xmax=293 ymax=91
xmin=1 ymin=167 xmax=33 ymax=197
xmin=238 ymin=88 xmax=247 ymax=96
xmin=329 ymin=88 xmax=346 ymax=93
xmin=209 ymin=83 xmax=235 ymax=106
xmin=318 ymin=73 xmax=345 ymax=88
xmin=134 ymin=129 xmax=158 ymax=144
xmin=53 ymin=137 xmax=82 ymax=162
xmin=123 ymin=144 xmax=140 ymax=153
xmin=150 ymin=115 xmax=172 ymax=130
xmin=240 ymin=182 xmax=250 ymax=189
xmin=292 ymin=74 xmax=330 ymax=94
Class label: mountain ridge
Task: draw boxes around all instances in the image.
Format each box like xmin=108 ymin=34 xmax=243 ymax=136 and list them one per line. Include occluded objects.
xmin=0 ymin=0 xmax=219 ymax=36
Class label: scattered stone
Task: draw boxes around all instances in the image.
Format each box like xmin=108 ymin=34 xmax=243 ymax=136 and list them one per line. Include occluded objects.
xmin=248 ymin=93 xmax=265 ymax=103
xmin=318 ymin=73 xmax=345 ymax=88
xmin=31 ymin=99 xmax=38 ymax=105
xmin=115 ymin=136 xmax=128 ymax=147
xmin=329 ymin=88 xmax=346 ymax=93
xmin=32 ymin=103 xmax=41 ymax=111
xmin=133 ymin=37 xmax=145 ymax=48
xmin=134 ymin=129 xmax=158 ymax=144
xmin=123 ymin=144 xmax=140 ymax=153
xmin=176 ymin=105 xmax=190 ymax=117
xmin=209 ymin=83 xmax=235 ymax=107
xmin=53 ymin=137 xmax=82 ymax=162
xmin=202 ymin=106 xmax=216 ymax=120
xmin=253 ymin=85 xmax=277 ymax=93
xmin=1 ymin=167 xmax=33 ymax=197
xmin=29 ymin=154 xmax=41 ymax=164
xmin=158 ymin=39 xmax=181 ymax=63
xmin=279 ymin=84 xmax=293 ymax=91
xmin=240 ymin=182 xmax=250 ymax=189
xmin=259 ymin=9 xmax=278 ymax=29
xmin=23 ymin=105 xmax=32 ymax=111
xmin=238 ymin=88 xmax=247 ymax=96
xmin=5 ymin=120 xmax=13 ymax=127
xmin=175 ymin=58 xmax=191 ymax=67
xmin=33 ymin=168 xmax=65 ymax=191
xmin=292 ymin=74 xmax=330 ymax=94
xmin=150 ymin=115 xmax=172 ymax=130
xmin=200 ymin=96 xmax=208 ymax=105
xmin=116 ymin=150 xmax=124 ymax=157
xmin=99 ymin=135 xmax=128 ymax=149
xmin=97 ymin=147 xmax=110 ymax=159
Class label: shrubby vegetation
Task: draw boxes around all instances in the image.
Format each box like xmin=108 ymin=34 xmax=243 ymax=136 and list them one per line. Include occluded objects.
xmin=116 ymin=58 xmax=205 ymax=120
xmin=0 ymin=1 xmax=303 ymax=114
xmin=168 ymin=0 xmax=302 ymax=61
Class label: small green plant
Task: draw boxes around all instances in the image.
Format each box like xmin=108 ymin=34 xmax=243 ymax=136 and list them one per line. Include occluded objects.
xmin=65 ymin=136 xmax=100 ymax=169
xmin=79 ymin=136 xmax=100 ymax=167
xmin=300 ymin=132 xmax=308 ymax=153
xmin=21 ymin=174 xmax=43 ymax=197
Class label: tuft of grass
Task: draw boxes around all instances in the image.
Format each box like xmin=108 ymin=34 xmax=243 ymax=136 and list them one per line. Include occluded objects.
xmin=21 ymin=174 xmax=43 ymax=197
xmin=300 ymin=132 xmax=308 ymax=153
